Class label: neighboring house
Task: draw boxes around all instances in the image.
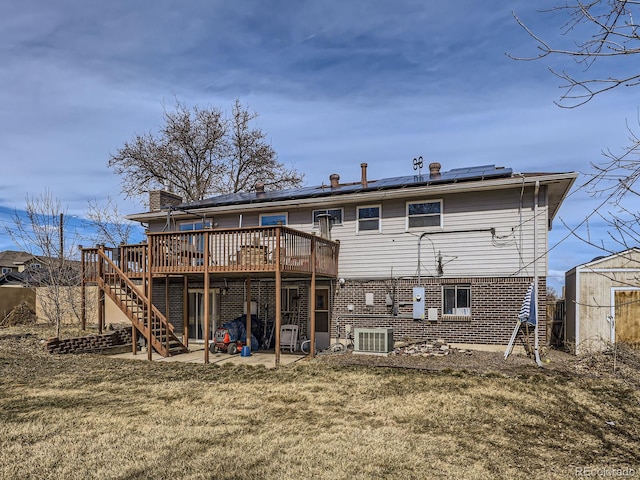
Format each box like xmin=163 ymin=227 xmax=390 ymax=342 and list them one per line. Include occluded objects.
xmin=565 ymin=248 xmax=640 ymax=354
xmin=82 ymin=162 xmax=576 ymax=363
xmin=0 ymin=250 xmax=41 ymax=275
xmin=0 ymin=256 xmax=36 ymax=321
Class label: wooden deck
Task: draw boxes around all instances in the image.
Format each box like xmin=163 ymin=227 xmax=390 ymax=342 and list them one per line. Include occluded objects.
xmin=82 ymin=226 xmax=340 ymax=280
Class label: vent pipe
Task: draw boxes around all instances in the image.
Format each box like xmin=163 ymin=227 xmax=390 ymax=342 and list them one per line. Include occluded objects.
xmin=316 ymin=213 xmax=332 ymax=240
xmin=329 ymin=173 xmax=340 ymax=189
xmin=429 ymin=162 xmax=441 ymax=179
xmin=361 ymin=163 xmax=368 ymax=188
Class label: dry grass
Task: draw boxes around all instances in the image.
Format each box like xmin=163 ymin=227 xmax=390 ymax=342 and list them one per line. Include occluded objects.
xmin=1 ymin=326 xmax=639 ymax=480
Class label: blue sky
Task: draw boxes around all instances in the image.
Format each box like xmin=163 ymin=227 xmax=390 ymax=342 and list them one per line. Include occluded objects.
xmin=0 ymin=0 xmax=637 ymax=291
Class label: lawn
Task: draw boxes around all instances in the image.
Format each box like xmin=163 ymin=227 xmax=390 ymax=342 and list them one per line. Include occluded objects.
xmin=0 ymin=326 xmax=639 ymax=479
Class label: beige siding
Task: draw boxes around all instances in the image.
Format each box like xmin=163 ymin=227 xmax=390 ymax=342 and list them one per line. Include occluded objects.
xmin=145 ymin=186 xmax=550 ymax=279
xmin=286 ymin=187 xmax=548 ymax=279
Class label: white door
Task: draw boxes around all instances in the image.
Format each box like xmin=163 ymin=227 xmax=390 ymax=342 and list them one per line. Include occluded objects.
xmin=188 ymin=289 xmax=220 ymax=342
xmin=314 ymin=288 xmax=330 ymax=350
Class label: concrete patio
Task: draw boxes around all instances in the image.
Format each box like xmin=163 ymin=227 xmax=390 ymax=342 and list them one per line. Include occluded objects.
xmin=110 ymin=344 xmax=307 ymax=368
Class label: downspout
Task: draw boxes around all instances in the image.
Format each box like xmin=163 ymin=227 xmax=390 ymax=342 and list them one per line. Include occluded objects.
xmin=533 ymin=181 xmax=543 ymax=367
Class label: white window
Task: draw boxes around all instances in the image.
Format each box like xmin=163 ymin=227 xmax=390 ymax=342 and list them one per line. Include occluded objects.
xmin=178 ymin=220 xmax=211 ymax=231
xmin=357 ymin=205 xmax=381 ymax=233
xmin=1 ymin=267 xmax=10 ymax=274
xmin=260 ymin=213 xmax=287 ymax=226
xmin=407 ymin=200 xmax=442 ymax=229
xmin=443 ymin=285 xmax=471 ymax=316
xmin=312 ymin=208 xmax=343 ymax=226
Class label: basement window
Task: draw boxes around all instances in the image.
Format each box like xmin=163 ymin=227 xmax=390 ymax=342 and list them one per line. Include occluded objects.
xmin=443 ymin=285 xmax=471 ymax=317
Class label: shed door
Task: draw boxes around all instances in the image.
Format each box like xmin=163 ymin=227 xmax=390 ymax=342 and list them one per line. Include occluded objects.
xmin=615 ymin=290 xmax=640 ymax=348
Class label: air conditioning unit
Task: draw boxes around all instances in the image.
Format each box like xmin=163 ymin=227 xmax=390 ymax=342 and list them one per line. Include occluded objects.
xmin=353 ymin=328 xmax=394 ymax=355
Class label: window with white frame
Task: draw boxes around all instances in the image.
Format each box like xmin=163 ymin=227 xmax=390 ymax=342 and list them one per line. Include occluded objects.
xmin=260 ymin=213 xmax=287 ymax=226
xmin=443 ymin=285 xmax=471 ymax=316
xmin=357 ymin=205 xmax=381 ymax=233
xmin=1 ymin=267 xmax=10 ymax=274
xmin=178 ymin=220 xmax=212 ymax=231
xmin=312 ymin=208 xmax=343 ymax=226
xmin=407 ymin=200 xmax=442 ymax=229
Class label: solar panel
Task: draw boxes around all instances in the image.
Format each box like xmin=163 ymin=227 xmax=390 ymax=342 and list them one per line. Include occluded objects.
xmin=180 ymin=165 xmax=513 ymax=209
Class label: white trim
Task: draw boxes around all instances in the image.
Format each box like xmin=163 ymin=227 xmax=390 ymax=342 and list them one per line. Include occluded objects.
xmin=356 ymin=204 xmax=382 ymax=234
xmin=405 ymin=199 xmax=443 ymax=231
xmin=442 ymin=284 xmax=472 ymax=317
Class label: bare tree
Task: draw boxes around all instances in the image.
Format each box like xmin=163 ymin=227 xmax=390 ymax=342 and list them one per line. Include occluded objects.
xmin=108 ymin=99 xmax=304 ymax=203
xmin=5 ymin=191 xmax=82 ymax=338
xmin=512 ymin=1 xmax=640 ymax=251
xmin=85 ymin=196 xmax=138 ymax=247
xmin=511 ymin=1 xmax=640 ymax=109
xmin=220 ymin=99 xmax=304 ymax=193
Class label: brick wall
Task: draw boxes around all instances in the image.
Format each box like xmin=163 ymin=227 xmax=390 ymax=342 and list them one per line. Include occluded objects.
xmin=45 ymin=326 xmax=133 ymax=354
xmin=332 ymin=277 xmax=546 ymax=345
xmin=152 ymin=279 xmax=185 ymax=333
xmin=155 ymin=276 xmax=546 ymax=346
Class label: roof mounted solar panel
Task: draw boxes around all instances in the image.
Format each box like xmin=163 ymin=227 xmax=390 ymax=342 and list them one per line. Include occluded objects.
xmin=178 ymin=164 xmax=514 ymax=209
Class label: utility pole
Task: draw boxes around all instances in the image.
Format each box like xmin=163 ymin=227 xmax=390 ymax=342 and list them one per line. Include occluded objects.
xmin=59 ymin=212 xmax=64 ymax=269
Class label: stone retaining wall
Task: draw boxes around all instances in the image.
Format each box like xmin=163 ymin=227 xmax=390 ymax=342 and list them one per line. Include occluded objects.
xmin=45 ymin=327 xmax=132 ymax=354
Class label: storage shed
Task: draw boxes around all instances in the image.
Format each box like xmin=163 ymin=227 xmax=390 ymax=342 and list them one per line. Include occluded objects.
xmin=565 ymin=248 xmax=640 ymax=354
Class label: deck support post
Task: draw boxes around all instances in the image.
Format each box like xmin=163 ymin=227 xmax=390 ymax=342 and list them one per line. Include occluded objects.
xmin=275 ymin=227 xmax=282 ymax=367
xmin=132 ymin=324 xmax=138 ymax=355
xmin=80 ymin=248 xmax=86 ymax=330
xmin=147 ymin=237 xmax=154 ymax=361
xmin=97 ymin=245 xmax=105 ymax=334
xmin=165 ymin=275 xmax=170 ymax=354
xmin=204 ymin=231 xmax=211 ymax=364
xmin=246 ymin=277 xmax=252 ymax=352
xmin=183 ymin=276 xmax=189 ymax=347
xmin=310 ymin=235 xmax=317 ymax=357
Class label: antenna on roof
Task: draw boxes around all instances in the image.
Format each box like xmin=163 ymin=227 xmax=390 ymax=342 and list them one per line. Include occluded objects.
xmin=413 ymin=156 xmax=424 ymax=181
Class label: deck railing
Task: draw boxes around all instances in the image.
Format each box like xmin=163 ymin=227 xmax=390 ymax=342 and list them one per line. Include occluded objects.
xmin=82 ymin=226 xmax=339 ymax=280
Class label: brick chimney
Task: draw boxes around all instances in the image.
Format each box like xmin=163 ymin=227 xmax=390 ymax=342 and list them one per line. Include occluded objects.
xmin=429 ymin=162 xmax=441 ymax=179
xmin=329 ymin=173 xmax=340 ymax=189
xmin=255 ymin=182 xmax=265 ymax=198
xmin=361 ymin=163 xmax=368 ymax=188
xmin=149 ymin=190 xmax=183 ymax=212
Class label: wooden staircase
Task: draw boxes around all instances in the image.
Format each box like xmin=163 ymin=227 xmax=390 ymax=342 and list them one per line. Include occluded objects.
xmin=95 ymin=250 xmax=188 ymax=357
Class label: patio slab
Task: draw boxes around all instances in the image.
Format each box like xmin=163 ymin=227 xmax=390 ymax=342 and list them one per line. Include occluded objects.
xmin=109 ymin=345 xmax=306 ymax=368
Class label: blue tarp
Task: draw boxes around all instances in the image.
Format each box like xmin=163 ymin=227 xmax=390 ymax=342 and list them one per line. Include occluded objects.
xmin=221 ymin=315 xmax=260 ymax=350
